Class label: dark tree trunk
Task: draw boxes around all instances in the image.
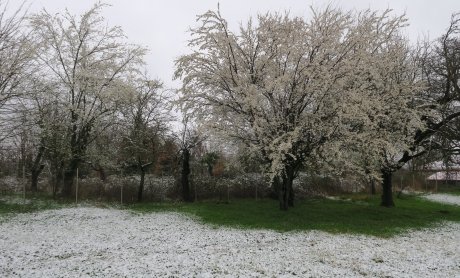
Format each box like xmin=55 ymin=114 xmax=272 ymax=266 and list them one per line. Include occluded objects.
xmin=279 ymin=182 xmax=289 ymax=211
xmin=276 ymin=167 xmax=295 ymax=210
xmin=62 ymin=115 xmax=91 ymax=198
xmin=285 ymin=166 xmax=295 ymax=208
xmin=53 ymin=163 xmax=64 ymax=199
xmin=52 ymin=172 xmax=58 ymax=200
xmin=273 ymin=176 xmax=287 ymax=210
xmin=31 ymin=171 xmax=39 ymax=192
xmin=381 ymin=169 xmax=395 ymax=207
xmin=50 ymin=163 xmax=62 ymax=200
xmin=370 ymin=178 xmax=376 ymax=195
xmin=30 ymin=144 xmax=46 ymax=192
xmin=181 ymin=148 xmax=192 ymax=202
xmin=288 ymin=178 xmax=294 ymax=207
xmin=30 ymin=165 xmax=45 ymax=192
xmin=138 ymin=166 xmax=145 ymax=202
xmin=63 ymin=117 xmax=79 ymax=198
xmin=63 ymin=170 xmax=75 ymax=197
xmin=207 ymin=164 xmax=213 ymax=177
xmin=62 ymin=158 xmax=79 ymax=197
xmin=96 ymin=165 xmax=106 ymax=181
xmin=136 ymin=160 xmax=153 ymax=203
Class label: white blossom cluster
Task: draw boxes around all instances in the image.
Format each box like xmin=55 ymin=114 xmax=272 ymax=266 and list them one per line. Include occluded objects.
xmin=175 ymin=7 xmax=428 ymax=183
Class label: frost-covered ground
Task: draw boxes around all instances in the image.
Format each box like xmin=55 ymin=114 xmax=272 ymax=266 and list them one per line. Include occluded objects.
xmin=422 ymin=193 xmax=460 ymax=206
xmin=1 ymin=208 xmax=459 ymax=277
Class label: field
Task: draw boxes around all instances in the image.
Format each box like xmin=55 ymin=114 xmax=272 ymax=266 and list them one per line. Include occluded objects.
xmin=1 ymin=193 xmax=460 ymax=277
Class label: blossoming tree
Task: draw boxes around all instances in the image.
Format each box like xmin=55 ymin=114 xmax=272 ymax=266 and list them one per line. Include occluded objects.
xmin=30 ymin=3 xmax=145 ymax=197
xmin=175 ymin=7 xmax=425 ymax=210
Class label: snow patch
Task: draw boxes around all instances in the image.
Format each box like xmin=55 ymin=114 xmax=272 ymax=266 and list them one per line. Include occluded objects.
xmin=0 ymin=207 xmax=459 ymax=277
xmin=422 ymin=194 xmax=460 ymax=206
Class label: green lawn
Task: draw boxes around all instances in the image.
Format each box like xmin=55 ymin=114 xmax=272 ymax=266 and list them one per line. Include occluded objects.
xmin=130 ymin=195 xmax=460 ymax=237
xmin=436 ymin=183 xmax=460 ymax=196
xmin=2 ymin=192 xmax=460 ymax=238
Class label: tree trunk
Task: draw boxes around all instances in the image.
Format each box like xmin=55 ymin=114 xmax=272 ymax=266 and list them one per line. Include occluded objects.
xmin=137 ymin=166 xmax=145 ymax=202
xmin=279 ymin=182 xmax=289 ymax=210
xmin=381 ymin=169 xmax=395 ymax=207
xmin=63 ymin=171 xmax=74 ymax=197
xmin=273 ymin=176 xmax=287 ymax=210
xmin=62 ymin=116 xmax=90 ymax=198
xmin=51 ymin=162 xmax=64 ymax=199
xmin=31 ymin=171 xmax=38 ymax=192
xmin=181 ymin=148 xmax=192 ymax=202
xmin=96 ymin=165 xmax=106 ymax=181
xmin=62 ymin=158 xmax=79 ymax=197
xmin=52 ymin=172 xmax=58 ymax=200
xmin=288 ymin=177 xmax=294 ymax=207
xmin=30 ymin=165 xmax=45 ymax=192
xmin=276 ymin=167 xmax=295 ymax=210
xmin=370 ymin=178 xmax=376 ymax=195
xmin=285 ymin=166 xmax=295 ymax=208
xmin=30 ymin=144 xmax=46 ymax=192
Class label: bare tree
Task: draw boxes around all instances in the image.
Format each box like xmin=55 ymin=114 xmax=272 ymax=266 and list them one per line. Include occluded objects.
xmin=0 ymin=1 xmax=34 ymax=142
xmin=120 ymin=76 xmax=170 ymax=202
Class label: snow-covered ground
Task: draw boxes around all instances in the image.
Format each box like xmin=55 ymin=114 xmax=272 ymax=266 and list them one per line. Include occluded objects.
xmin=0 ymin=208 xmax=459 ymax=277
xmin=422 ymin=193 xmax=460 ymax=206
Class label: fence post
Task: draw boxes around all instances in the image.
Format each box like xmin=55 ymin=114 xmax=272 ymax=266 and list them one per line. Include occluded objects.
xmin=75 ymin=168 xmax=79 ymax=204
xmin=435 ymin=173 xmax=438 ymax=193
xmin=194 ymin=180 xmax=197 ymax=202
xmin=425 ymin=171 xmax=428 ymax=192
xmin=23 ymin=165 xmax=26 ymax=202
xmin=227 ymin=183 xmax=229 ymax=203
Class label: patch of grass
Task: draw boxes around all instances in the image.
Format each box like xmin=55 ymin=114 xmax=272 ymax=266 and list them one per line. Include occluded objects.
xmin=0 ymin=193 xmax=68 ymax=216
xmin=436 ymin=183 xmax=460 ymax=196
xmin=3 ymin=192 xmax=460 ymax=238
xmin=129 ymin=195 xmax=460 ymax=237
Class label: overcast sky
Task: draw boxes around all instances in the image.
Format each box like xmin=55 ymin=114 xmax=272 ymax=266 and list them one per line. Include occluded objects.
xmin=12 ymin=0 xmax=460 ymax=89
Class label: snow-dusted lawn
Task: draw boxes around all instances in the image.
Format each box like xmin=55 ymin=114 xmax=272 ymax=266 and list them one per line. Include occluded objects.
xmin=0 ymin=208 xmax=459 ymax=277
xmin=422 ymin=193 xmax=460 ymax=206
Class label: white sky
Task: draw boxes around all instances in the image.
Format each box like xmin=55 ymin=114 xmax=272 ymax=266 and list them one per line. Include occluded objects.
xmin=11 ymin=0 xmax=460 ymax=89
